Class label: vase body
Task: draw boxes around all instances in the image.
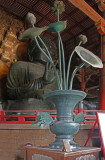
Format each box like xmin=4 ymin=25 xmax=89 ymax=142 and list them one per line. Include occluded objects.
xmin=44 ymin=90 xmax=86 ymax=150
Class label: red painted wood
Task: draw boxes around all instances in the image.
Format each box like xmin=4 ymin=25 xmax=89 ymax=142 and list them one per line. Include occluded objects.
xmin=95 ymin=20 xmax=105 ymax=35
xmin=85 ymin=112 xmax=105 ymax=159
xmin=99 ymin=26 xmax=105 ymax=110
xmin=0 ymin=109 xmax=104 ymax=124
xmin=0 ymin=109 xmax=57 ymax=124
xmin=96 ymin=112 xmax=105 ymax=158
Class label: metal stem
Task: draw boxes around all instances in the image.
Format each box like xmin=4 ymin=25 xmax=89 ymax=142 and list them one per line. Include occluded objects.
xmin=38 ymin=36 xmax=53 ymax=62
xmin=32 ymin=23 xmax=61 ymax=89
xmin=34 ymin=37 xmax=61 ymax=90
xmin=58 ymin=32 xmax=66 ymax=90
xmin=58 ymin=34 xmax=63 ymax=90
xmin=57 ymin=8 xmax=59 ymax=21
xmin=57 ymin=9 xmax=62 ymax=89
xmin=66 ymin=41 xmax=82 ymax=89
xmin=69 ymin=62 xmax=86 ymax=90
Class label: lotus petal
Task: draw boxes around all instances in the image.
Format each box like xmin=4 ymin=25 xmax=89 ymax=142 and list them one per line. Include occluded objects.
xmin=48 ymin=21 xmax=67 ymax=32
xmin=25 ymin=12 xmax=36 ymax=26
xmin=19 ymin=26 xmax=48 ymax=40
xmin=75 ymin=46 xmax=103 ymax=68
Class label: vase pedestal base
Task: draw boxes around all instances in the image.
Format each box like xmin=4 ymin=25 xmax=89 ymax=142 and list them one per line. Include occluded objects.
xmin=24 ymin=146 xmax=101 ymax=160
xmin=49 ymin=135 xmax=79 ymax=150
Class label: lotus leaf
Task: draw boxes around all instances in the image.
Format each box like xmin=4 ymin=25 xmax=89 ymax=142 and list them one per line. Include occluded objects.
xmin=19 ymin=26 xmax=48 ymax=40
xmin=75 ymin=46 xmax=103 ymax=68
xmin=48 ymin=21 xmax=67 ymax=33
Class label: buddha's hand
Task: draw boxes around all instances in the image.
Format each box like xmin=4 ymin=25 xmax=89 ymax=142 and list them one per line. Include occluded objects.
xmin=42 ymin=62 xmax=56 ymax=85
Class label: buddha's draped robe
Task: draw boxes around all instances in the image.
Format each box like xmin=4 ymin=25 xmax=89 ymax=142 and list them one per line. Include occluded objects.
xmin=7 ymin=61 xmax=45 ymax=99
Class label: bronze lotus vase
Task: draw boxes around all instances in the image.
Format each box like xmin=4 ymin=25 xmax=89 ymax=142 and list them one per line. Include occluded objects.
xmin=44 ymin=90 xmax=86 ymax=150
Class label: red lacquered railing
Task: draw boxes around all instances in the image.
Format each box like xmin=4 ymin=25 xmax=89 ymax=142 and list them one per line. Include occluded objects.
xmin=0 ymin=109 xmax=57 ymax=124
xmin=0 ymin=109 xmax=104 ymax=124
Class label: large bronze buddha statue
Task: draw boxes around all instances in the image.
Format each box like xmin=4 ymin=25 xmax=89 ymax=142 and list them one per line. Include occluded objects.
xmin=3 ymin=37 xmax=57 ymax=110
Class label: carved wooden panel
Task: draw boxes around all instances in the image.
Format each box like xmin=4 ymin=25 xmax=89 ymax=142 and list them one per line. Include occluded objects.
xmin=32 ymin=154 xmax=53 ymax=160
xmin=24 ymin=146 xmax=101 ymax=160
xmin=76 ymin=154 xmax=96 ymax=160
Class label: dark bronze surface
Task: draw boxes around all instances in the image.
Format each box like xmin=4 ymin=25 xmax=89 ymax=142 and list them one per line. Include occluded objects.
xmin=4 ymin=37 xmax=57 ymax=110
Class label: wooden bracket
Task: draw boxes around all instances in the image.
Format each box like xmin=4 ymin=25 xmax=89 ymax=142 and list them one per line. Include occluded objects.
xmin=95 ymin=20 xmax=105 ymax=35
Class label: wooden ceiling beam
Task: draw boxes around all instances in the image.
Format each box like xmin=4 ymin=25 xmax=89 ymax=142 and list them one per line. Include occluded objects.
xmin=68 ymin=0 xmax=105 ymax=35
xmin=68 ymin=0 xmax=105 ymax=23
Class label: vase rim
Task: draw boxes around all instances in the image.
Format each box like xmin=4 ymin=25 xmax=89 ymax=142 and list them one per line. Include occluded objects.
xmin=43 ymin=89 xmax=87 ymax=99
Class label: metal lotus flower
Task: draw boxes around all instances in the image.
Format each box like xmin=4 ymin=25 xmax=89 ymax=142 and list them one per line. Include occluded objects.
xmin=48 ymin=21 xmax=67 ymax=32
xmin=51 ymin=0 xmax=65 ymax=14
xmin=18 ymin=26 xmax=48 ymax=40
xmin=25 ymin=12 xmax=36 ymax=26
xmin=75 ymin=46 xmax=103 ymax=68
xmin=19 ymin=2 xmax=103 ymax=91
xmin=24 ymin=1 xmax=103 ymax=149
